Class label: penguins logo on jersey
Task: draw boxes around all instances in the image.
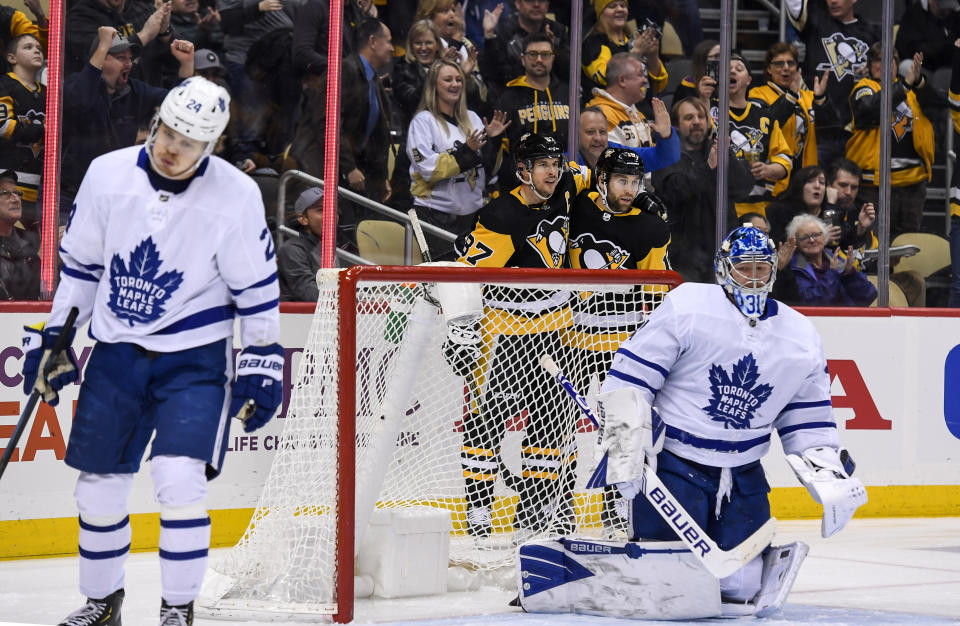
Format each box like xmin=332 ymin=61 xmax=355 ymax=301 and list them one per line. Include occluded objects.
xmin=892 ymin=101 xmax=913 ymax=142
xmin=817 ymin=33 xmax=869 ymax=81
xmin=702 ymin=353 xmax=773 ymax=429
xmin=526 ymin=214 xmax=569 ymax=267
xmin=730 ymin=125 xmax=765 ymax=158
xmin=2 ymin=105 xmax=45 ymax=156
xmin=108 ymin=237 xmax=184 ymax=326
xmin=569 ymin=233 xmax=631 ymax=270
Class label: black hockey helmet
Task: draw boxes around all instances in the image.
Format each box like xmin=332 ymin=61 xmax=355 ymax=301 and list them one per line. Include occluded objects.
xmin=514 ymin=133 xmax=564 ymax=164
xmin=596 ymin=147 xmax=646 ymax=213
xmin=596 ymin=147 xmax=644 ymax=179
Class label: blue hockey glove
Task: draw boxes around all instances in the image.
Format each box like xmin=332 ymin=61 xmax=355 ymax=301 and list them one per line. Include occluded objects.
xmin=22 ymin=322 xmax=79 ymax=407
xmin=230 ymin=343 xmax=284 ymax=433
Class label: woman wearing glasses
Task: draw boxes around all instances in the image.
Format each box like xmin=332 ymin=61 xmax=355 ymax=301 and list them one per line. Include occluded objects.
xmin=0 ymin=170 xmax=40 ymax=300
xmin=785 ymin=213 xmax=876 ymax=307
xmin=749 ymin=42 xmax=829 ymax=189
xmin=766 ymin=165 xmax=871 ymax=252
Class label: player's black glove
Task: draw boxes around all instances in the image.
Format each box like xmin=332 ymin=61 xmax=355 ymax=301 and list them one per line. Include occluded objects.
xmin=442 ymin=322 xmax=481 ymax=378
xmin=230 ymin=343 xmax=284 ymax=432
xmin=636 ymin=192 xmax=667 ymax=221
xmin=22 ymin=322 xmax=78 ymax=406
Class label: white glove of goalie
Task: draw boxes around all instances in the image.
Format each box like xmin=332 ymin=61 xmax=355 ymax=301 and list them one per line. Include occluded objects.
xmin=590 ymin=386 xmax=664 ymax=499
xmin=786 ymin=446 xmax=867 ymax=538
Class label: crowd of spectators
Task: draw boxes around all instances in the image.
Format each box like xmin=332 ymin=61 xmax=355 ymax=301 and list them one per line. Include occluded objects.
xmin=0 ymin=0 xmax=958 ymax=307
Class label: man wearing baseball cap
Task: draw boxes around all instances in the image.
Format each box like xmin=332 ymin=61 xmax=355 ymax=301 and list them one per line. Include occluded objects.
xmin=278 ymin=187 xmax=324 ymax=301
xmin=193 ymin=48 xmax=227 ymax=82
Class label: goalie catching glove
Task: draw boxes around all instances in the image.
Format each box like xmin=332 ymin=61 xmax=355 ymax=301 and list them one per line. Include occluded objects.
xmin=231 ymin=343 xmax=284 ymax=432
xmin=786 ymin=446 xmax=867 ymax=538
xmin=442 ymin=321 xmax=481 ymax=378
xmin=21 ymin=322 xmax=79 ymax=406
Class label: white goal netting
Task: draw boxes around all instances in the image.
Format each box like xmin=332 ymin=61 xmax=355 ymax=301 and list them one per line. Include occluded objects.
xmin=202 ymin=266 xmax=679 ymax=617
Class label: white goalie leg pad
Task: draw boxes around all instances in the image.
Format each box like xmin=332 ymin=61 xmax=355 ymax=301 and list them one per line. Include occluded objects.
xmin=719 ymin=553 xmax=763 ymax=603
xmin=516 ymin=537 xmax=721 ymax=620
xmin=753 ymin=541 xmax=809 ymax=617
xmin=593 ymin=387 xmax=664 ymax=496
xmin=786 ymin=447 xmax=867 ymax=538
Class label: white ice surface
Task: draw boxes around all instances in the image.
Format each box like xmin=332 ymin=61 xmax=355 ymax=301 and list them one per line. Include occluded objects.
xmin=1 ymin=518 xmax=959 ymax=625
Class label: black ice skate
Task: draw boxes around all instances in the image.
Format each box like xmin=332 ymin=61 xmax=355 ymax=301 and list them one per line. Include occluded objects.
xmin=58 ymin=588 xmax=124 ymax=625
xmin=159 ymin=598 xmax=194 ymax=625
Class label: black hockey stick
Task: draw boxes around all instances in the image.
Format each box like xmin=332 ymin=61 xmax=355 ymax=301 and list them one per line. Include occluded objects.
xmin=539 ymin=353 xmax=776 ymax=578
xmin=0 ymin=306 xmax=80 ymax=483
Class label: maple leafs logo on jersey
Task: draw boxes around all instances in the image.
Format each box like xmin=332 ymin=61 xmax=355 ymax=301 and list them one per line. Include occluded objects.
xmin=108 ymin=237 xmax=183 ymax=326
xmin=702 ymin=353 xmax=773 ymax=429
xmin=818 ymin=32 xmax=869 ymax=81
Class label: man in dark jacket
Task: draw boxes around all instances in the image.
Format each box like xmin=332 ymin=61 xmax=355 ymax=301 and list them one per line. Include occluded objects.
xmin=279 ymin=187 xmax=324 ymax=302
xmin=652 ymin=97 xmax=753 ymax=284
xmin=60 ymin=28 xmax=194 ymax=208
xmin=0 ymin=170 xmax=39 ymax=300
xmin=896 ymin=0 xmax=960 ymax=73
xmin=479 ymin=0 xmax=569 ymax=99
xmin=496 ymin=32 xmax=570 ymax=191
xmin=289 ymin=0 xmax=329 ymax=176
xmin=65 ymin=0 xmax=170 ymax=75
xmin=340 ymin=17 xmax=394 ymax=206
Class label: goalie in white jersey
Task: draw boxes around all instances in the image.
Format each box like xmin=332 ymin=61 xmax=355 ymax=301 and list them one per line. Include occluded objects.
xmin=598 ymin=225 xmax=866 ymax=614
xmin=20 ymin=77 xmax=282 ymax=626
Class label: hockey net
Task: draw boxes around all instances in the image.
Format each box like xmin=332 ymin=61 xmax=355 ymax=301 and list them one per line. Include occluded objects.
xmin=202 ymin=265 xmax=682 ymax=621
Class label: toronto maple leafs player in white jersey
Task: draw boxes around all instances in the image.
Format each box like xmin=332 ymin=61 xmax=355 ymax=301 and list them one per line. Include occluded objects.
xmin=20 ymin=77 xmax=282 ymax=626
xmin=599 ymin=225 xmax=867 ymax=615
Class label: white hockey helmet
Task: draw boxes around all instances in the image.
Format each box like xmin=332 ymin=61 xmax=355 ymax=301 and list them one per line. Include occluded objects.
xmin=146 ymin=76 xmax=231 ymax=178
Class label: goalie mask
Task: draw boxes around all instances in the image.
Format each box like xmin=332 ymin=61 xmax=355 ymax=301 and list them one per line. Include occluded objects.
xmin=146 ymin=76 xmax=231 ymax=179
xmin=515 ymin=133 xmax=567 ymax=201
xmin=595 ymin=147 xmax=644 ymax=214
xmin=715 ymin=226 xmax=777 ymax=322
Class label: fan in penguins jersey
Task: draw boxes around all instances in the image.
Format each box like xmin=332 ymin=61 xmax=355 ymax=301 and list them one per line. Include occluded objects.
xmin=598 ymin=225 xmax=866 ymax=614
xmin=20 ymin=77 xmax=282 ymax=626
xmin=725 ymin=55 xmax=793 ymax=218
xmin=453 ymin=133 xmax=590 ymax=538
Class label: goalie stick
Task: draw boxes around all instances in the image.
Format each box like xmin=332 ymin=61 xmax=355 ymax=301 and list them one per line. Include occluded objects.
xmin=0 ymin=306 xmax=80 ymax=483
xmin=538 ymin=353 xmax=776 ymax=579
